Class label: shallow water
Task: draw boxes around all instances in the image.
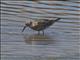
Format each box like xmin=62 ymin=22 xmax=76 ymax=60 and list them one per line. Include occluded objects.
xmin=1 ymin=1 xmax=80 ymax=60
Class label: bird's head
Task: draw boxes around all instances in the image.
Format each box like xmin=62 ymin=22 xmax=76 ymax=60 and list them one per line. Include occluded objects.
xmin=22 ymin=21 xmax=32 ymax=32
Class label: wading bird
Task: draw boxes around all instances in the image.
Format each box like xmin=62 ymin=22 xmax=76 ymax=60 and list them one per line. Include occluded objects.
xmin=22 ymin=18 xmax=61 ymax=34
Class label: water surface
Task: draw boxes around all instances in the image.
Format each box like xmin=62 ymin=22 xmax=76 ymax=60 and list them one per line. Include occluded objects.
xmin=1 ymin=1 xmax=80 ymax=60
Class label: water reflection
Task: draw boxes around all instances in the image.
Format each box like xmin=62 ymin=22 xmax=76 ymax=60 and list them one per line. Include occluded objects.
xmin=24 ymin=34 xmax=54 ymax=45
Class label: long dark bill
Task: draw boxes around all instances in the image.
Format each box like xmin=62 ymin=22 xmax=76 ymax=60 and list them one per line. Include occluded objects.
xmin=22 ymin=25 xmax=27 ymax=32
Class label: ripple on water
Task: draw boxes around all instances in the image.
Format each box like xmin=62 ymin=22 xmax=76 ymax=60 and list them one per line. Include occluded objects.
xmin=1 ymin=1 xmax=79 ymax=60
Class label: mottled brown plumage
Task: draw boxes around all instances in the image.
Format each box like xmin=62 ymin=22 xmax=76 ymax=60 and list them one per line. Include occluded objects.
xmin=22 ymin=18 xmax=61 ymax=34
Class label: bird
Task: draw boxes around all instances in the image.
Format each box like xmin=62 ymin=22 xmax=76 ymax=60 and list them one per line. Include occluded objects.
xmin=22 ymin=18 xmax=61 ymax=34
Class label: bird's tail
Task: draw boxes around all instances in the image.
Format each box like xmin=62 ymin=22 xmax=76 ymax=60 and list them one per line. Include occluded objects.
xmin=50 ymin=18 xmax=61 ymax=24
xmin=54 ymin=18 xmax=61 ymax=22
xmin=47 ymin=18 xmax=61 ymax=26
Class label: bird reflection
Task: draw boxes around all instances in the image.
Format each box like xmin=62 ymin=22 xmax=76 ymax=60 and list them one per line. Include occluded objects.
xmin=24 ymin=34 xmax=54 ymax=45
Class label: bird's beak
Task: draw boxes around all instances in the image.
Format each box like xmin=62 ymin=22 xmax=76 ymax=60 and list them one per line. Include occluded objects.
xmin=22 ymin=25 xmax=27 ymax=32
